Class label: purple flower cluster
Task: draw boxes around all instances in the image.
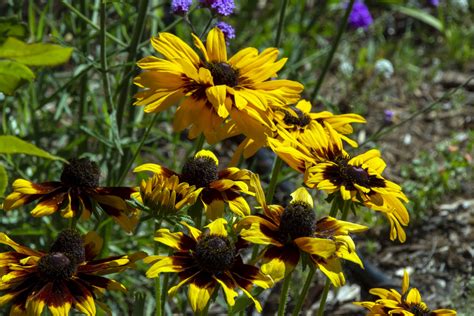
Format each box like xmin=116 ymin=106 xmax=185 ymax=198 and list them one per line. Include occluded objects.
xmin=428 ymin=0 xmax=439 ymax=6
xmin=200 ymin=0 xmax=235 ymax=16
xmin=348 ymin=0 xmax=373 ymax=30
xmin=171 ymin=0 xmax=193 ymax=15
xmin=215 ymin=21 xmax=235 ymax=43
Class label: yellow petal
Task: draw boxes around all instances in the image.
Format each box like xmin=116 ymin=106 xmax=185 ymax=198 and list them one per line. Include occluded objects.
xmin=195 ymin=150 xmax=219 ymax=165
xmin=146 ymin=257 xmax=184 ymax=278
xmin=206 ymin=27 xmax=227 ymax=62
xmin=294 ymin=237 xmax=336 ymax=259
xmin=204 ymin=218 xmax=228 ymax=237
xmin=188 ymin=281 xmax=215 ymax=312
xmin=290 ymin=187 xmax=314 ymax=208
xmin=154 ymin=229 xmax=186 ymax=250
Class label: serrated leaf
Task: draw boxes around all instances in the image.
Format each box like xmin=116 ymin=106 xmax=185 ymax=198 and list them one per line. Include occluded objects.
xmin=0 ymin=60 xmax=35 ymax=95
xmin=0 ymin=17 xmax=28 ymax=43
xmin=0 ymin=37 xmax=73 ymax=66
xmin=0 ymin=163 xmax=7 ymax=197
xmin=0 ymin=136 xmax=66 ymax=162
xmin=393 ymin=5 xmax=444 ymax=32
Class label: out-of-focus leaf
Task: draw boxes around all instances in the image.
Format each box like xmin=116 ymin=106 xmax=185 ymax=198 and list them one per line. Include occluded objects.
xmin=0 ymin=17 xmax=28 ymax=43
xmin=0 ymin=163 xmax=7 ymax=197
xmin=0 ymin=37 xmax=73 ymax=66
xmin=0 ymin=135 xmax=66 ymax=162
xmin=0 ymin=60 xmax=35 ymax=95
xmin=392 ymin=5 xmax=444 ymax=32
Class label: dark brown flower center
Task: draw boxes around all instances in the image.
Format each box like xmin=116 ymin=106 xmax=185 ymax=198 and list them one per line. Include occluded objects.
xmin=345 ymin=166 xmax=370 ymax=187
xmin=49 ymin=229 xmax=86 ymax=264
xmin=180 ymin=157 xmax=218 ymax=188
xmin=60 ymin=158 xmax=100 ymax=188
xmin=205 ymin=62 xmax=239 ymax=87
xmin=38 ymin=229 xmax=85 ymax=282
xmin=279 ymin=201 xmax=316 ymax=241
xmin=407 ymin=303 xmax=431 ymax=316
xmin=282 ymin=108 xmax=311 ymax=127
xmin=38 ymin=252 xmax=76 ymax=281
xmin=194 ymin=235 xmax=236 ymax=273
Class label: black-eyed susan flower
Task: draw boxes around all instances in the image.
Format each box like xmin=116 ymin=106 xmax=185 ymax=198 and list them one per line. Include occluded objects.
xmin=3 ymin=158 xmax=139 ymax=233
xmin=133 ymin=173 xmax=202 ymax=217
xmin=268 ymin=124 xmax=409 ymax=243
xmin=230 ymin=99 xmax=365 ymax=165
xmin=237 ymin=184 xmax=367 ymax=286
xmin=354 ymin=270 xmax=457 ymax=315
xmin=0 ymin=229 xmax=145 ymax=316
xmin=134 ymin=27 xmax=303 ymax=144
xmin=134 ymin=149 xmax=257 ymax=219
xmin=144 ymin=218 xmax=272 ymax=313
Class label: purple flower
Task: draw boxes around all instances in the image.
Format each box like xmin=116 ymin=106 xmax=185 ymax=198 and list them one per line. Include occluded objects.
xmin=348 ymin=0 xmax=373 ymax=30
xmin=215 ymin=21 xmax=235 ymax=43
xmin=171 ymin=0 xmax=192 ymax=15
xmin=200 ymin=0 xmax=235 ymax=16
xmin=384 ymin=110 xmax=394 ymax=124
xmin=428 ymin=0 xmax=439 ymax=6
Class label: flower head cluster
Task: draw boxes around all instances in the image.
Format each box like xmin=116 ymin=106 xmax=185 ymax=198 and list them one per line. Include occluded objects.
xmin=134 ymin=27 xmax=303 ymax=143
xmin=171 ymin=0 xmax=193 ymax=15
xmin=348 ymin=0 xmax=373 ymax=29
xmin=0 ymin=229 xmax=145 ymax=315
xmin=238 ymin=184 xmax=367 ymax=286
xmin=200 ymin=0 xmax=235 ymax=16
xmin=3 ymin=158 xmax=139 ymax=233
xmin=268 ymin=116 xmax=409 ymax=242
xmin=134 ymin=149 xmax=259 ymax=219
xmin=144 ymin=218 xmax=272 ymax=312
xmin=215 ymin=21 xmax=235 ymax=42
xmin=355 ymin=270 xmax=457 ymax=315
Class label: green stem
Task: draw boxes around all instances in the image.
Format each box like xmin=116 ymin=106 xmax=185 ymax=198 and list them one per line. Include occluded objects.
xmin=291 ymin=266 xmax=316 ymax=316
xmin=310 ymin=0 xmax=355 ymax=104
xmin=266 ymin=156 xmax=283 ymax=203
xmin=161 ymin=273 xmax=170 ymax=315
xmin=316 ymin=278 xmax=331 ymax=316
xmin=116 ymin=113 xmax=159 ymax=185
xmin=116 ymin=0 xmax=149 ymax=131
xmin=154 ymin=221 xmax=162 ymax=316
xmin=193 ymin=133 xmax=206 ymax=155
xmin=274 ymin=0 xmax=289 ymax=47
xmin=277 ymin=270 xmax=292 ymax=316
xmin=99 ymin=1 xmax=114 ymax=111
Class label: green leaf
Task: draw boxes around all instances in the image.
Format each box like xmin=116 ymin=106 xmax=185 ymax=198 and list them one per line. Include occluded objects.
xmin=0 ymin=60 xmax=35 ymax=95
xmin=0 ymin=17 xmax=28 ymax=43
xmin=0 ymin=163 xmax=7 ymax=197
xmin=0 ymin=37 xmax=73 ymax=66
xmin=392 ymin=5 xmax=444 ymax=32
xmin=0 ymin=136 xmax=66 ymax=162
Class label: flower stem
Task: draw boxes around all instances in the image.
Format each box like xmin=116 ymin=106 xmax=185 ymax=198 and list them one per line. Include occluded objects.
xmin=193 ymin=133 xmax=206 ymax=155
xmin=310 ymin=0 xmax=355 ymax=104
xmin=274 ymin=0 xmax=289 ymax=47
xmin=266 ymin=156 xmax=283 ymax=203
xmin=154 ymin=221 xmax=162 ymax=316
xmin=277 ymin=270 xmax=292 ymax=316
xmin=291 ymin=266 xmax=316 ymax=316
xmin=116 ymin=113 xmax=159 ymax=185
xmin=116 ymin=0 xmax=149 ymax=131
xmin=99 ymin=1 xmax=114 ymax=111
xmin=316 ymin=278 xmax=331 ymax=316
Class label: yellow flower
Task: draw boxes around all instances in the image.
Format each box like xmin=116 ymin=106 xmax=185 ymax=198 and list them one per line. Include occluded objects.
xmin=268 ymin=124 xmax=409 ymax=243
xmin=134 ymin=27 xmax=303 ymax=144
xmin=144 ymin=218 xmax=272 ymax=313
xmin=0 ymin=230 xmax=145 ymax=316
xmin=230 ymin=99 xmax=365 ymax=165
xmin=134 ymin=173 xmax=202 ymax=216
xmin=237 ymin=183 xmax=367 ymax=286
xmin=134 ymin=149 xmax=258 ymax=219
xmin=3 ymin=158 xmax=139 ymax=233
xmin=354 ymin=270 xmax=457 ymax=315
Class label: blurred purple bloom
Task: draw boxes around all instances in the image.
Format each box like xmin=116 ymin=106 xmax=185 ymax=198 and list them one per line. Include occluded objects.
xmin=171 ymin=0 xmax=192 ymax=15
xmin=200 ymin=0 xmax=235 ymax=16
xmin=384 ymin=110 xmax=394 ymax=124
xmin=348 ymin=0 xmax=373 ymax=30
xmin=428 ymin=0 xmax=439 ymax=6
xmin=215 ymin=21 xmax=235 ymax=43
